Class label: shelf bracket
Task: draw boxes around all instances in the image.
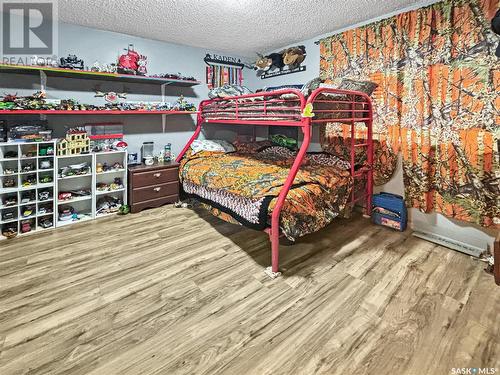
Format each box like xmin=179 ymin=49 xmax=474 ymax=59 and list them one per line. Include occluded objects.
xmin=161 ymin=83 xmax=168 ymax=132
xmin=39 ymin=70 xmax=47 ymax=121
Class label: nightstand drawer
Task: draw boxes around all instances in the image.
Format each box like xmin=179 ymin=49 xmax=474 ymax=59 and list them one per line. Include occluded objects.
xmin=131 ymin=181 xmax=179 ymax=203
xmin=133 ymin=168 xmax=178 ymax=188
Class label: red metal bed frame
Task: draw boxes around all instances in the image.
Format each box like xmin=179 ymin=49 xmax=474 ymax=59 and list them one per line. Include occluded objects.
xmin=176 ymin=87 xmax=374 ymax=277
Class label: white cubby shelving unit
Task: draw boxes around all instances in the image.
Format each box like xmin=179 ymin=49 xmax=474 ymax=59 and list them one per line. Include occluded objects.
xmin=0 ymin=144 xmax=127 ymax=239
xmin=94 ymin=151 xmax=127 ymax=219
xmin=55 ymin=150 xmax=127 ymax=226
xmin=0 ymin=141 xmax=56 ymax=239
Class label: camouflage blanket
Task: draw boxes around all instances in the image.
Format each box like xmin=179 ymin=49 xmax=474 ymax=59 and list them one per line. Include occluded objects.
xmin=179 ymin=147 xmax=353 ymax=240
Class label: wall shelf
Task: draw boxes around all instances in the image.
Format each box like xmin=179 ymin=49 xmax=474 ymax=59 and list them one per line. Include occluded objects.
xmin=0 ymin=110 xmax=198 ymax=116
xmin=0 ymin=63 xmax=201 ymax=87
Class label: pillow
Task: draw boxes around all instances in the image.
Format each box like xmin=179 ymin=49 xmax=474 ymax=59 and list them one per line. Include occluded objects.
xmin=208 ymin=85 xmax=253 ymax=99
xmin=258 ymin=145 xmax=296 ymax=159
xmin=300 ymin=77 xmax=324 ymax=96
xmin=190 ymin=139 xmax=235 ymax=155
xmin=233 ymin=140 xmax=273 ymax=154
xmin=338 ymin=79 xmax=378 ymax=96
xmin=306 ymin=153 xmax=351 ymax=170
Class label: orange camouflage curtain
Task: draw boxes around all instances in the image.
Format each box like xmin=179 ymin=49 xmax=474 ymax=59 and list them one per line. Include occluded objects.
xmin=319 ymin=0 xmax=499 ymax=228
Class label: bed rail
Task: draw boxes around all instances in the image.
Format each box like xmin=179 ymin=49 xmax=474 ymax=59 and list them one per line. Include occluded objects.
xmin=176 ymin=87 xmax=373 ymax=277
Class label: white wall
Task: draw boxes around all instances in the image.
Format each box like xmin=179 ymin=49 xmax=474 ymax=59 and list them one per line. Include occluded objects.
xmin=1 ymin=20 xmax=252 ymax=158
xmin=243 ymin=1 xmax=496 ymax=251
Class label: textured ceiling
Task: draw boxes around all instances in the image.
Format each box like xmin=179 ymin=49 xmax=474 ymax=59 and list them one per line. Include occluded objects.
xmin=58 ymin=0 xmax=425 ymax=57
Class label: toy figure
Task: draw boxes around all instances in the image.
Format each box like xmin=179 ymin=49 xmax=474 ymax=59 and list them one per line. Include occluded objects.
xmin=96 ymin=163 xmax=104 ymax=173
xmin=137 ymin=55 xmax=148 ymax=75
xmin=59 ymin=54 xmax=84 ymax=70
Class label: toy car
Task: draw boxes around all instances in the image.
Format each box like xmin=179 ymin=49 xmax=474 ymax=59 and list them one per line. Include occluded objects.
xmin=2 ymin=168 xmax=16 ymax=175
xmin=58 ymin=192 xmax=72 ymax=201
xmin=21 ymin=220 xmax=32 ymax=233
xmin=3 ymin=196 xmax=17 ymax=206
xmin=38 ymin=191 xmax=50 ymax=201
xmin=39 ymin=218 xmax=53 ymax=228
xmin=58 ymin=206 xmax=75 ymax=221
xmin=59 ymin=54 xmax=84 ymax=70
xmin=21 ymin=163 xmax=35 ymax=172
xmin=38 ymin=206 xmax=52 ymax=215
xmin=22 ymin=177 xmax=36 ymax=187
xmin=39 ymin=175 xmax=53 ymax=183
xmin=22 ymin=206 xmax=34 ymax=217
xmin=4 ymin=151 xmax=17 ymax=158
xmin=2 ymin=211 xmax=15 ymax=221
xmin=3 ymin=177 xmax=16 ymax=188
xmin=39 ymin=160 xmax=52 ymax=169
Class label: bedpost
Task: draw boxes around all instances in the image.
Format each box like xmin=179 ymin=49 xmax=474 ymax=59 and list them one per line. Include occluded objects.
xmin=175 ymin=103 xmax=205 ymax=163
xmin=266 ymin=118 xmax=312 ymax=278
xmin=365 ymin=98 xmax=374 ymax=217
xmin=495 ymin=231 xmax=500 ymax=286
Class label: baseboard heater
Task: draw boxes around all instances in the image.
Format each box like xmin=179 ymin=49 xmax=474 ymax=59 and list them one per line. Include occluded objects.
xmin=412 ymin=230 xmax=485 ymax=258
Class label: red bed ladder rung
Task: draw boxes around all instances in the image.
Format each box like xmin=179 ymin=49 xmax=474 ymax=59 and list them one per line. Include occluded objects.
xmin=353 ymin=166 xmax=372 ymax=178
xmin=354 ymin=143 xmax=369 ymax=147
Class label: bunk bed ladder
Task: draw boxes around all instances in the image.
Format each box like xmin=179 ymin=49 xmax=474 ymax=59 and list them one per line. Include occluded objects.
xmin=349 ymin=96 xmax=374 ymax=217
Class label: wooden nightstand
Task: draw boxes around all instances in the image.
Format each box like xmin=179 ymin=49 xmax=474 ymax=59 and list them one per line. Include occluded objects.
xmin=128 ymin=162 xmax=179 ymax=213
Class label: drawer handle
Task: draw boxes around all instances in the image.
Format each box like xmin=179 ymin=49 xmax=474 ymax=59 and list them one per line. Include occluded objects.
xmin=153 ymin=187 xmax=161 ymax=192
xmin=153 ymin=173 xmax=161 ymax=178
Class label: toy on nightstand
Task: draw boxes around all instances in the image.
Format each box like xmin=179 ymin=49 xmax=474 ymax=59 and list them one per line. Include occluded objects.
xmin=57 ymin=128 xmax=90 ymax=156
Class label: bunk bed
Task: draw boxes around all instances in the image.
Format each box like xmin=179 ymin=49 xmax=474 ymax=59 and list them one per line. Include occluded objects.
xmin=176 ymin=87 xmax=374 ymax=278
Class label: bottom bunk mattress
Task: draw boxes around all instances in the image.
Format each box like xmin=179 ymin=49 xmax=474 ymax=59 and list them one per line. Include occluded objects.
xmin=179 ymin=146 xmax=353 ymax=240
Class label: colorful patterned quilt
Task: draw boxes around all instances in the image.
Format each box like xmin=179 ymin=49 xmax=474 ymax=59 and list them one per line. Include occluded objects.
xmin=179 ymin=147 xmax=353 ymax=240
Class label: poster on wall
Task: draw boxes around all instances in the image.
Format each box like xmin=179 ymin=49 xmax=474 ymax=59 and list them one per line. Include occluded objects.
xmin=252 ymin=45 xmax=306 ymax=79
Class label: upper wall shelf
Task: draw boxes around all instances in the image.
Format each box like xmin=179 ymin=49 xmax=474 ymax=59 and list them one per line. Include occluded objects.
xmin=0 ymin=110 xmax=198 ymax=116
xmin=0 ymin=64 xmax=201 ymax=87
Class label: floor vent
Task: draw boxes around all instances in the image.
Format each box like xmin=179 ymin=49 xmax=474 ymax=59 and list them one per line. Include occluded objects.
xmin=412 ymin=231 xmax=485 ymax=258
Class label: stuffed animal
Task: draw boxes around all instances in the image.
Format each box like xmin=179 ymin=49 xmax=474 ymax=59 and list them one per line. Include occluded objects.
xmin=283 ymin=45 xmax=306 ymax=70
xmin=253 ymin=52 xmax=285 ymax=76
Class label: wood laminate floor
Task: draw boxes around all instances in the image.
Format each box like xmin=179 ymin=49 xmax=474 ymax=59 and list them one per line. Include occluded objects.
xmin=0 ymin=205 xmax=498 ymax=375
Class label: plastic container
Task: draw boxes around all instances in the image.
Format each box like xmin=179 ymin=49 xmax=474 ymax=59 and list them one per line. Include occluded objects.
xmin=372 ymin=192 xmax=407 ymax=231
